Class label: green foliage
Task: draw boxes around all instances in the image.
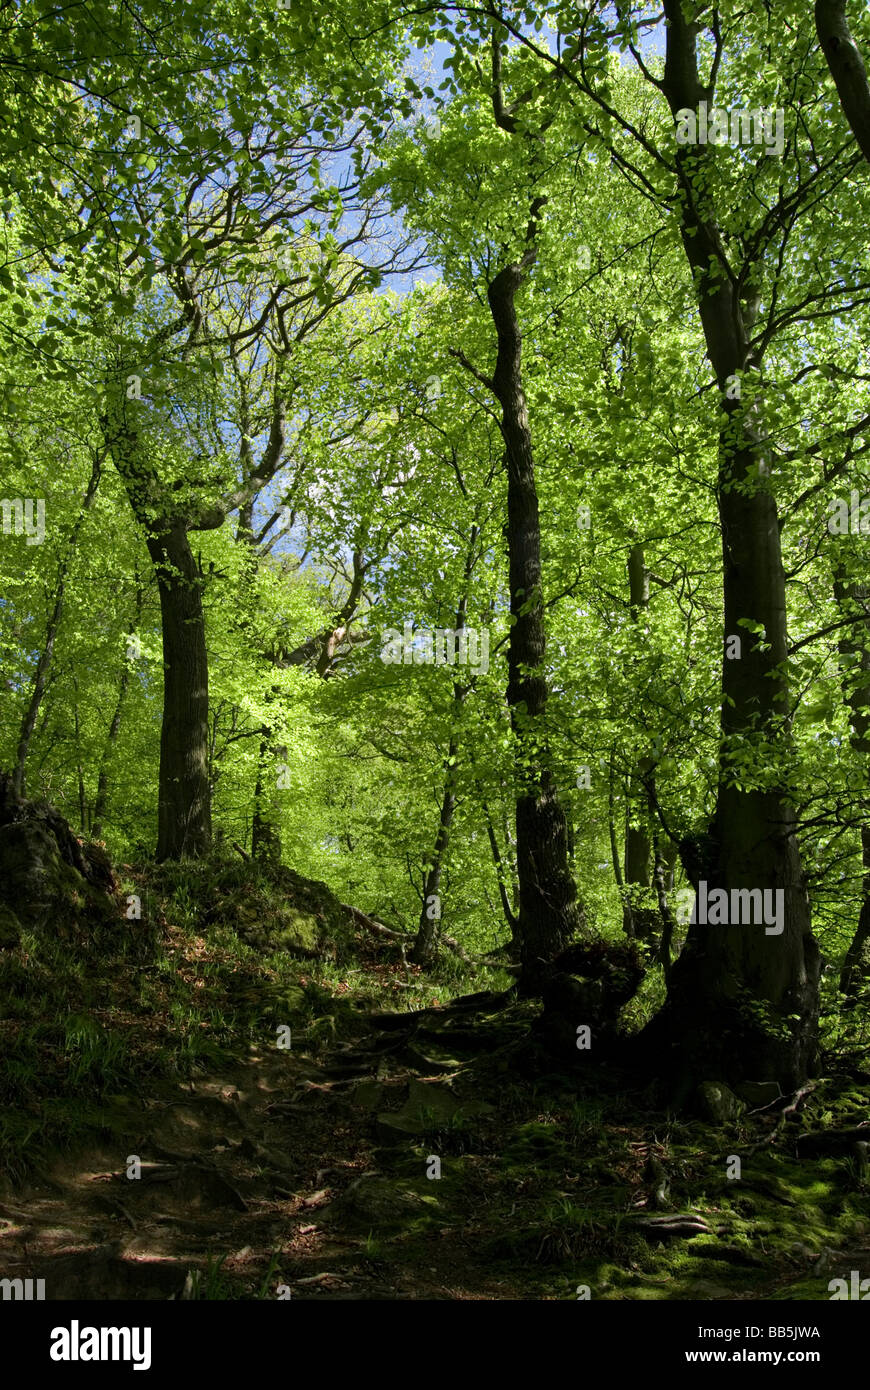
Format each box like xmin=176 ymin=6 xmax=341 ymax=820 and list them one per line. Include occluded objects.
xmin=0 ymin=0 xmax=869 ymax=1024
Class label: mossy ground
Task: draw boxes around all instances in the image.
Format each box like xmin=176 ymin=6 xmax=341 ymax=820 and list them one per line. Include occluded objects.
xmin=0 ymin=851 xmax=486 ymax=1182
xmin=0 ymin=851 xmax=867 ymax=1300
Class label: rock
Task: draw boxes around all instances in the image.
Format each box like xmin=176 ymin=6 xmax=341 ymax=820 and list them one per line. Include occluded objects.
xmin=322 ymin=1175 xmax=438 ymax=1232
xmin=741 ymin=1175 xmax=797 ymax=1205
xmin=350 ymin=1080 xmax=394 ymax=1112
xmin=200 ymin=862 xmax=356 ymax=960
xmin=735 ymin=1080 xmax=782 ymax=1107
xmin=116 ymin=1162 xmax=248 ymax=1213
xmin=796 ymin=1125 xmax=870 ymax=1157
xmin=401 ymin=1043 xmax=460 ymax=1075
xmin=0 ymin=776 xmax=119 ymax=945
xmin=687 ymin=1279 xmax=736 ymax=1299
xmin=0 ymin=820 xmax=66 ymax=927
xmin=696 ymin=1081 xmax=744 ymax=1124
xmin=812 ymin=1247 xmax=838 ymax=1275
xmin=376 ymin=1079 xmax=494 ymax=1140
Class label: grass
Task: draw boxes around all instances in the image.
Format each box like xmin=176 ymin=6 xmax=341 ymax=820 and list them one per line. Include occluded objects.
xmin=1 ymin=846 xmax=866 ymax=1303
xmin=183 ymin=1250 xmax=285 ymax=1300
xmin=0 ymin=849 xmax=493 ymax=1180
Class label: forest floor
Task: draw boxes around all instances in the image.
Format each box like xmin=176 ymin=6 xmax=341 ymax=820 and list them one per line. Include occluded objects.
xmin=1 ymin=857 xmax=868 ymax=1300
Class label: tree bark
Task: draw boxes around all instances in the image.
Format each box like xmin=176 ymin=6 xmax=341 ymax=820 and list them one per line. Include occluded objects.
xmin=831 ymin=572 xmax=870 ymax=1003
xmin=481 ymin=797 xmax=521 ymax=956
xmin=411 ymin=735 xmax=457 ymax=967
xmin=251 ymin=733 xmax=283 ymax=864
xmin=486 ymin=256 xmax=582 ymax=982
xmin=411 ymin=528 xmax=481 ymax=968
xmin=248 ymin=548 xmax=369 ymax=862
xmin=12 ymin=451 xmax=102 ymax=797
xmin=841 ymin=828 xmax=870 ymax=1004
xmin=622 ymin=544 xmax=660 ymax=939
xmin=640 ymin=3 xmax=820 ymax=1089
xmin=816 ymin=0 xmax=870 ymax=162
xmin=146 ymin=522 xmax=212 ymax=859
xmin=92 ymin=582 xmax=143 ymax=839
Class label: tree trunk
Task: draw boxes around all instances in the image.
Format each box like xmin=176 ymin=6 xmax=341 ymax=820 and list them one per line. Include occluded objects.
xmin=641 ymin=3 xmax=820 ymax=1089
xmin=841 ymin=828 xmax=870 ymax=1004
xmin=481 ymin=796 xmax=521 ymax=957
xmin=411 ymin=735 xmax=457 ymax=967
xmin=91 ymin=663 xmax=131 ymax=840
xmin=487 ymin=259 xmax=582 ymax=982
xmin=816 ymin=0 xmax=870 ymax=162
xmin=12 ymin=452 xmax=102 ymax=797
xmin=411 ymin=530 xmax=480 ymax=967
xmin=248 ymin=550 xmax=369 ymax=862
xmin=251 ymin=734 xmax=283 ymax=864
xmin=653 ymin=835 xmax=677 ymax=981
xmin=623 ymin=761 xmax=656 ymax=939
xmin=73 ymin=679 xmax=87 ymax=832
xmin=832 ymin=572 xmax=870 ymax=1004
xmin=623 ymin=544 xmax=658 ymax=939
xmin=102 ymin=384 xmax=216 ymax=861
xmin=147 ymin=523 xmax=212 ymax=859
xmin=92 ymin=582 xmax=143 ymax=839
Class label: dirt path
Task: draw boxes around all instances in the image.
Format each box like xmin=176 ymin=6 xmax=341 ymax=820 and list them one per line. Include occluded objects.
xmin=1 ymin=992 xmax=867 ymax=1301
xmin=0 ymin=994 xmax=535 ymax=1299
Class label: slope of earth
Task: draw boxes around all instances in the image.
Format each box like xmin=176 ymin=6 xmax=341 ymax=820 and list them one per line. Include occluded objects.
xmin=0 ymin=853 xmax=867 ymax=1300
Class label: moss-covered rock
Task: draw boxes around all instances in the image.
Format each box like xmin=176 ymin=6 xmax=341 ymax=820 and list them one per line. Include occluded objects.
xmin=377 ymin=1078 xmax=494 ymax=1140
xmin=696 ymin=1080 xmax=744 ymax=1124
xmin=0 ymin=774 xmax=120 ymax=947
xmin=322 ymin=1174 xmax=439 ymax=1232
xmin=187 ymin=860 xmax=357 ymax=960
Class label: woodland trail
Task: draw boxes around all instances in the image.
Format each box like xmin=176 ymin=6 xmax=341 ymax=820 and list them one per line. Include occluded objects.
xmin=0 ymin=992 xmax=535 ymax=1299
xmin=1 ymin=989 xmax=867 ymax=1301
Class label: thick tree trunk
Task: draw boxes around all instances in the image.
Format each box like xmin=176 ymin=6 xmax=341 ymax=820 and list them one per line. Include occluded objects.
xmin=841 ymin=828 xmax=870 ymax=1003
xmin=653 ymin=835 xmax=677 ymax=980
xmin=101 ymin=386 xmax=215 ymax=861
xmin=641 ymin=3 xmax=820 ymax=1089
xmin=147 ymin=523 xmax=212 ymax=860
xmin=832 ymin=573 xmax=870 ymax=1004
xmin=487 ymin=260 xmax=581 ymax=982
xmin=816 ymin=0 xmax=870 ymax=162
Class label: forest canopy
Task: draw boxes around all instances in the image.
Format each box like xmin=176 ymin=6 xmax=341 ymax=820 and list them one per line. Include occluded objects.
xmin=0 ymin=0 xmax=869 ymax=1317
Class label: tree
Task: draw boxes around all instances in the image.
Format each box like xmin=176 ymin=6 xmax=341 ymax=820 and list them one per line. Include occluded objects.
xmin=816 ymin=0 xmax=870 ymax=161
